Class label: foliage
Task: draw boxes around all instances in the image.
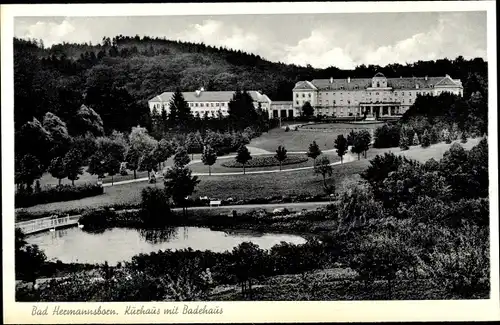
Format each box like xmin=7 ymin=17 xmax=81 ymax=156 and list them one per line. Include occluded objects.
xmin=140 ymin=187 xmax=173 ymax=226
xmin=228 ymin=90 xmax=258 ymax=131
xmin=15 ymin=183 xmax=104 ymax=208
xmin=173 ymin=146 xmax=191 ymax=168
xmin=275 ymin=145 xmax=288 ymax=170
xmin=235 ymin=145 xmax=252 ymax=174
xmin=399 ymin=131 xmax=410 ymax=151
xmin=15 ymin=154 xmax=44 ymax=190
xmin=373 ymin=123 xmax=401 ymax=148
xmin=223 ymin=154 xmax=307 ymax=169
xmin=307 ymin=141 xmax=321 ymax=166
xmin=163 ymin=166 xmax=200 ymax=211
xmin=420 ymin=129 xmax=431 ymax=148
xmin=63 ymin=148 xmax=84 ymax=186
xmin=350 ymin=130 xmax=371 ymax=160
xmin=42 ymin=112 xmax=72 ymax=158
xmin=201 ymin=145 xmax=218 ymax=175
xmin=185 ymin=132 xmax=203 ymax=159
xmin=333 ymin=134 xmax=348 ymax=163
xmin=412 ymin=132 xmax=420 ymax=146
xmin=314 ymin=156 xmax=333 ymax=192
xmin=302 ymin=101 xmax=314 ymax=117
xmin=71 ymin=104 xmax=104 ymax=137
xmin=15 ymin=228 xmax=47 ymax=283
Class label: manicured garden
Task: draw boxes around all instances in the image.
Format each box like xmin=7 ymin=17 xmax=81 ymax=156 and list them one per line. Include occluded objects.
xmin=221 ymin=154 xmax=308 ymax=168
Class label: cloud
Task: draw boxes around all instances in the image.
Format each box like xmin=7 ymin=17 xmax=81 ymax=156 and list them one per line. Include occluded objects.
xmin=283 ymin=12 xmax=486 ymax=69
xmin=282 ymin=30 xmax=356 ymax=69
xmin=176 ymin=19 xmax=264 ymax=54
xmin=22 ymin=18 xmax=93 ymax=47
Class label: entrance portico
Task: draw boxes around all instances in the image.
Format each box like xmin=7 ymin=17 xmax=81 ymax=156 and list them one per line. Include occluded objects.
xmin=359 ymin=102 xmax=401 ymax=119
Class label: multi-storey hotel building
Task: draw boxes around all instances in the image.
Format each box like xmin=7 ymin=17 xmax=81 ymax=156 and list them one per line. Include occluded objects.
xmin=148 ymin=88 xmax=272 ymax=118
xmin=292 ymin=73 xmax=463 ymax=119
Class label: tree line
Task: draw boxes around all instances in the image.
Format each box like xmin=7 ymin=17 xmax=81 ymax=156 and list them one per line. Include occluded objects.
xmin=15 ymin=36 xmax=487 ymax=136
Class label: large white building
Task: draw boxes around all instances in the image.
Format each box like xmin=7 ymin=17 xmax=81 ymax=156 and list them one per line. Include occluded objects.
xmin=148 ymin=89 xmax=272 ymax=118
xmin=293 ymin=73 xmax=463 ymax=119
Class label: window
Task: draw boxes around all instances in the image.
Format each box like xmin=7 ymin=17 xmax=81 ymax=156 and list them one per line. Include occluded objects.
xmin=211 ymin=103 xmax=214 ymax=107
xmin=409 ymin=99 xmax=412 ymax=103
xmin=394 ymin=92 xmax=398 ymax=96
xmin=296 ymin=101 xmax=299 ymax=105
xmin=402 ymin=92 xmax=405 ymax=96
xmin=295 ymin=93 xmax=299 ymax=98
xmin=302 ymin=94 xmax=305 ymax=98
xmin=347 ymin=100 xmax=351 ymax=104
xmin=195 ymin=103 xmax=199 ymax=107
xmin=308 ymin=93 xmax=311 ymax=98
xmin=222 ymin=103 xmax=226 ymax=107
xmin=376 ymin=92 xmax=379 ymax=95
xmin=216 ymin=103 xmax=219 ymax=106
xmin=200 ymin=103 xmax=204 ymax=107
xmin=333 ymin=100 xmax=336 ymax=105
xmin=377 ymin=82 xmax=380 ymax=87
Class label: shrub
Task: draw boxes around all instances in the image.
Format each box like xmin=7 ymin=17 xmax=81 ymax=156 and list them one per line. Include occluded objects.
xmin=285 ymin=126 xmax=290 ymax=132
xmin=79 ymin=209 xmax=116 ymax=231
xmin=373 ymin=124 xmax=401 ymax=148
xmin=140 ymin=187 xmax=174 ymax=226
xmin=221 ymin=155 xmax=307 ymax=168
xmin=15 ymin=183 xmax=104 ymax=208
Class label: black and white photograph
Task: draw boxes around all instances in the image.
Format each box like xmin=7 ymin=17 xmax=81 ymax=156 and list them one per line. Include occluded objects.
xmin=2 ymin=1 xmax=498 ymax=323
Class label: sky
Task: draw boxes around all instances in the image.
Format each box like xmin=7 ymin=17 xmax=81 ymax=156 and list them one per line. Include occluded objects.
xmin=14 ymin=11 xmax=487 ymax=69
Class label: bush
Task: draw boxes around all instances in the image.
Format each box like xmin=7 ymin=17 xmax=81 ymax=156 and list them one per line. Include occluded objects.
xmin=285 ymin=126 xmax=290 ymax=132
xmin=221 ymin=155 xmax=308 ymax=168
xmin=140 ymin=187 xmax=174 ymax=226
xmin=79 ymin=209 xmax=116 ymax=232
xmin=15 ymin=183 xmax=104 ymax=208
xmin=373 ymin=124 xmax=401 ymax=148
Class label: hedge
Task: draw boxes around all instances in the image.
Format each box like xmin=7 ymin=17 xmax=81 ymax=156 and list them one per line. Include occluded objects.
xmin=15 ymin=183 xmax=104 ymax=208
xmin=221 ymin=155 xmax=308 ymax=168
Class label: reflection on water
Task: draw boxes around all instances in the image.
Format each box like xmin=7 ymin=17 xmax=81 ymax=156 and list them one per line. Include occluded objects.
xmin=138 ymin=228 xmax=178 ymax=244
xmin=26 ymin=226 xmax=306 ymax=265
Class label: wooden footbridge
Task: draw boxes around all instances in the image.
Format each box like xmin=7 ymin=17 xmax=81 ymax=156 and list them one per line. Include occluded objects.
xmin=16 ymin=215 xmax=82 ymax=235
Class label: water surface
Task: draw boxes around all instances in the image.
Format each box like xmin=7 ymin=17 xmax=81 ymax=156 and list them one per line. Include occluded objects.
xmin=26 ymin=226 xmax=306 ymax=265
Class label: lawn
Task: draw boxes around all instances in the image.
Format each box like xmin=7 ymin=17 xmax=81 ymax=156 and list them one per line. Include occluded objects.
xmin=188 ymin=152 xmax=342 ymax=174
xmin=16 ymin=160 xmax=368 ymax=218
xmin=249 ymin=128 xmax=346 ymax=152
xmin=18 ymin=137 xmax=482 ymax=218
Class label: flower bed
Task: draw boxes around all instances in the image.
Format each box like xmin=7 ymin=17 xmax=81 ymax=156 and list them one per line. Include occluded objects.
xmin=221 ymin=155 xmax=308 ymax=168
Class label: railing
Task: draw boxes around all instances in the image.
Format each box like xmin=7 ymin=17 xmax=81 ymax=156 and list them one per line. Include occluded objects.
xmin=16 ymin=215 xmax=81 ymax=235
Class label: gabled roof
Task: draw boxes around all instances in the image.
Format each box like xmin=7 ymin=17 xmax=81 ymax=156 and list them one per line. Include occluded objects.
xmin=149 ymin=91 xmax=271 ymax=103
xmin=434 ymin=75 xmax=461 ymax=87
xmin=293 ymin=80 xmax=317 ymax=91
xmin=308 ymin=76 xmax=462 ymax=91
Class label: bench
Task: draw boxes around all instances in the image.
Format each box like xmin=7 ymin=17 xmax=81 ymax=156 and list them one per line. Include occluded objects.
xmin=209 ymin=200 xmax=221 ymax=207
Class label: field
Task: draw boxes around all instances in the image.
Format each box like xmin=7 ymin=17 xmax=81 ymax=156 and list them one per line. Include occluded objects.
xmin=20 ymin=120 xmax=482 ymax=219
xmin=249 ymin=124 xmax=381 ymax=152
xmin=16 ymin=160 xmax=368 ymax=218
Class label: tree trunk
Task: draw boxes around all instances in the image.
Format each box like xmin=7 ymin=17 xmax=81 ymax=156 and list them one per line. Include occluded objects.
xmin=147 ymin=170 xmax=150 ymax=178
xmin=134 ymin=169 xmax=137 ymax=179
xmin=192 ymin=153 xmax=194 ymax=160
xmin=280 ymin=162 xmax=282 ymax=171
xmin=243 ymin=165 xmax=245 ymax=175
xmin=341 ymin=156 xmax=343 ymax=164
xmin=313 ymin=158 xmax=316 ymax=167
xmin=209 ymin=165 xmax=211 ymax=176
xmin=357 ymin=153 xmax=360 ymax=160
xmin=72 ymin=179 xmax=75 ymax=186
xmin=58 ymin=178 xmax=62 ymax=186
xmin=111 ymin=175 xmax=114 ymax=186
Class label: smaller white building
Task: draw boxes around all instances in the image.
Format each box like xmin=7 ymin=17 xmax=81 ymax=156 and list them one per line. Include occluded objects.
xmin=270 ymin=101 xmax=295 ymax=118
xmin=148 ymin=88 xmax=272 ymax=118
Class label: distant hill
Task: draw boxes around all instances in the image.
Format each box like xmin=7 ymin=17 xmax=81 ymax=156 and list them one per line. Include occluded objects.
xmin=14 ymin=36 xmax=488 ymax=133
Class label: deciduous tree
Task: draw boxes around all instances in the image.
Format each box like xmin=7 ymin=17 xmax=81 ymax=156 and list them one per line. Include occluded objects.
xmin=201 ymin=145 xmax=217 ymax=176
xmin=236 ymin=145 xmax=252 ymax=174
xmin=275 ymin=145 xmax=287 ymax=171
xmin=307 ymin=141 xmax=321 ymax=167
xmin=334 ymin=134 xmax=348 ymax=164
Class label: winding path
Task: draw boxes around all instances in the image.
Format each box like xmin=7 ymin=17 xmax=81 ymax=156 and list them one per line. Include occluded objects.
xmin=103 ymin=149 xmax=355 ymax=187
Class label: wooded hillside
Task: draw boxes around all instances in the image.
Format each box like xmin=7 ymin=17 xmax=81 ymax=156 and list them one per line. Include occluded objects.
xmin=14 ymin=36 xmax=488 ymax=134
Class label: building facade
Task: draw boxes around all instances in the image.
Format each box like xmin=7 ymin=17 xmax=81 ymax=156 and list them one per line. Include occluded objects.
xmin=148 ymin=89 xmax=272 ymax=118
xmin=270 ymin=101 xmax=294 ymax=118
xmin=292 ymin=73 xmax=463 ymax=119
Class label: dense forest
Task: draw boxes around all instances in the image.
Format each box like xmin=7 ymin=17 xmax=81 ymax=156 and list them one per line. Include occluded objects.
xmin=14 ymin=35 xmax=488 ymax=134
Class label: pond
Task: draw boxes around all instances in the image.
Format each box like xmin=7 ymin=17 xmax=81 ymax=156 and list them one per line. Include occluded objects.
xmin=26 ymin=226 xmax=307 ymax=265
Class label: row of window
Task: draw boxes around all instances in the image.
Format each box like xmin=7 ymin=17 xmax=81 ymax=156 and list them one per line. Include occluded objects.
xmin=189 ymin=102 xmax=227 ymax=108
xmin=197 ymin=110 xmax=228 ymax=115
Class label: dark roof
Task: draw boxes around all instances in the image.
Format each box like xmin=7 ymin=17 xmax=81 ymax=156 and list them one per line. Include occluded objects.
xmin=149 ymin=90 xmax=271 ymax=103
xmin=271 ymin=101 xmax=293 ymax=105
xmin=309 ymin=76 xmax=462 ymax=91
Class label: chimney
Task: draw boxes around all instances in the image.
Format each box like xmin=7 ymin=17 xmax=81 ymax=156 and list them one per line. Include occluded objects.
xmin=200 ymin=87 xmax=204 ymax=92
xmin=425 ymin=75 xmax=428 ymax=81
xmin=330 ymin=77 xmax=333 ymax=84
xmin=347 ymin=77 xmax=351 ymax=83
xmin=195 ymin=90 xmax=201 ymax=96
